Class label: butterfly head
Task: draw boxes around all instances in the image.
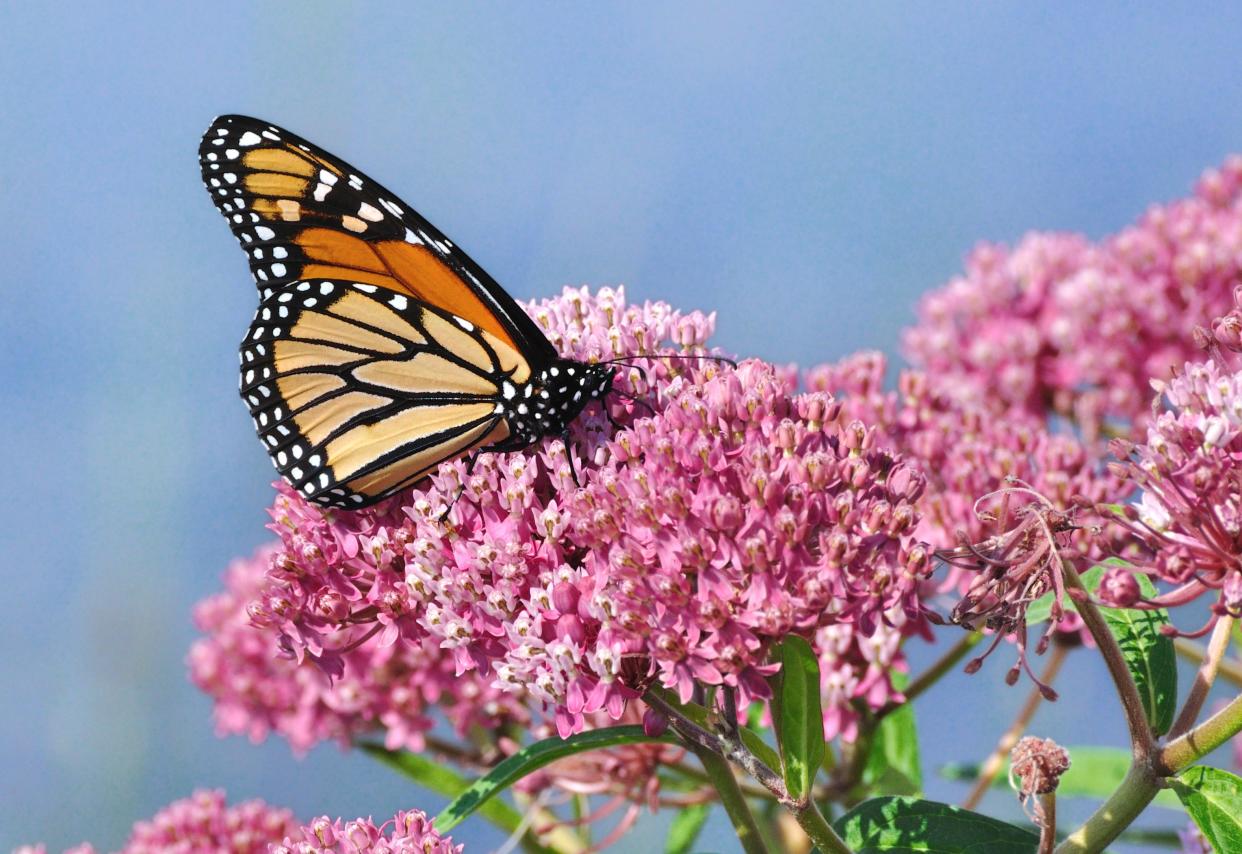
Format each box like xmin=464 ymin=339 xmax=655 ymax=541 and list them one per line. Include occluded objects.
xmin=500 ymin=359 xmax=617 ymax=447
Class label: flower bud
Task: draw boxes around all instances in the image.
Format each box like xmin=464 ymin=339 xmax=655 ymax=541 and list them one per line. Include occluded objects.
xmin=1010 ymin=736 xmax=1071 ymax=796
xmin=552 ymin=582 xmax=581 ymax=614
xmin=642 ymin=706 xmax=670 ymax=737
xmin=556 ymin=613 xmax=586 ymax=646
xmin=1097 ymin=567 xmax=1142 ymax=608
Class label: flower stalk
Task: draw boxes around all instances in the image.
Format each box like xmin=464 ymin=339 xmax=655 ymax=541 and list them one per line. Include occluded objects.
xmin=1060 ymin=562 xmax=1155 ymax=763
xmin=688 ymin=743 xmax=771 ymax=854
xmin=1168 ymin=615 xmax=1235 ymax=739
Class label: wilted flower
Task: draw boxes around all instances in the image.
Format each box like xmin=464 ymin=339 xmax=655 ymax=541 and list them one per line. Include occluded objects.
xmin=1010 ymin=736 xmax=1071 ymax=798
xmin=939 ymin=482 xmax=1089 ymax=699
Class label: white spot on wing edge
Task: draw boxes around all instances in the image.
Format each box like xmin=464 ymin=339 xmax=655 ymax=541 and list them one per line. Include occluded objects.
xmin=238 ymin=131 xmax=262 ymax=146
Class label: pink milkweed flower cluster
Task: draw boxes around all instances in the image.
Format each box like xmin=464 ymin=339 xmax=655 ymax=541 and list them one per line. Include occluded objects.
xmin=903 ymin=156 xmax=1242 ymax=439
xmin=16 ymin=789 xmax=300 ymax=854
xmin=1110 ymin=358 xmax=1242 ymax=633
xmin=805 ymin=352 xmax=1123 ymax=685
xmin=272 ymin=808 xmax=461 ymax=854
xmin=190 ymin=543 xmax=528 ymax=754
xmin=805 ymin=353 xmax=1122 ymax=559
xmin=193 ymin=286 xmax=931 ymax=757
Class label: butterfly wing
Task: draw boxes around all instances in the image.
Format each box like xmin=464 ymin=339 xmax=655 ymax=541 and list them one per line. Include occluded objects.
xmin=200 ymin=115 xmax=557 ymax=368
xmin=242 ymin=278 xmax=527 ymax=507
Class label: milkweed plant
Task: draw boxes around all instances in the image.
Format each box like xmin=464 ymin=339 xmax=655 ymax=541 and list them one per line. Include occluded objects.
xmin=33 ymin=157 xmax=1242 ymax=854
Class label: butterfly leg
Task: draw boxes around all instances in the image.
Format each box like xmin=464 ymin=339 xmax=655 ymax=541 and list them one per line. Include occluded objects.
xmin=437 ymin=452 xmax=481 ymax=522
xmin=561 ymin=430 xmax=583 ymax=488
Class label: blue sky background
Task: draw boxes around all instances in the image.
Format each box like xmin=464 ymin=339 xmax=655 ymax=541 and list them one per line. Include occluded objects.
xmin=6 ymin=4 xmax=1242 ymax=851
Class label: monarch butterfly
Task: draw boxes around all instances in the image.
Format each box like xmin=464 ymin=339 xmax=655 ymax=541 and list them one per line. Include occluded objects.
xmin=199 ymin=116 xmax=616 ymax=509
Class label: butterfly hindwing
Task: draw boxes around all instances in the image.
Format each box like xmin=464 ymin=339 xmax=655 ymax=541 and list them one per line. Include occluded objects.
xmin=200 ymin=115 xmax=557 ymax=369
xmin=241 ymin=279 xmax=524 ymax=507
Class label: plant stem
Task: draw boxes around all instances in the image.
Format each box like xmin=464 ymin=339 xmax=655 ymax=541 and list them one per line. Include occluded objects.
xmin=1174 ymin=637 xmax=1242 ymax=687
xmin=1159 ymin=688 xmax=1242 ymax=773
xmin=787 ymin=796 xmax=853 ymax=854
xmin=644 ymin=688 xmax=852 ymax=853
xmin=1062 ymin=562 xmax=1155 ymax=762
xmin=689 ymin=743 xmax=772 ymax=854
xmin=875 ymin=630 xmax=982 ymax=721
xmin=1038 ymin=793 xmax=1056 ymax=854
xmin=961 ymin=642 xmax=1068 ymax=810
xmin=1168 ymin=615 xmax=1235 ymax=739
xmin=1053 ymin=762 xmax=1158 ymax=854
xmin=666 ymin=759 xmax=778 ymax=800
xmin=644 ymin=689 xmax=787 ymax=796
xmin=1058 ymin=656 xmax=1242 ymax=852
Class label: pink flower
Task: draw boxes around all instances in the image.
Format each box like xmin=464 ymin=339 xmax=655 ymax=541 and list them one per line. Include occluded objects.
xmin=190 ymin=545 xmax=527 ymax=754
xmin=1110 ymin=358 xmax=1242 ymax=633
xmin=904 ymin=155 xmax=1242 ymax=438
xmin=18 ymin=790 xmax=299 ymax=854
xmin=272 ymin=808 xmax=461 ymax=854
xmin=198 ymin=287 xmax=931 ymax=756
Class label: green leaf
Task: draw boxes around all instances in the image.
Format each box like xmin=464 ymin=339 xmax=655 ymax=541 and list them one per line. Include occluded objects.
xmin=665 ymin=802 xmax=712 ymax=854
xmin=833 ymin=796 xmax=1038 ymax=853
xmin=1027 ymin=559 xmax=1177 ymax=736
xmin=1097 ymin=571 xmax=1177 ymax=737
xmin=778 ymin=635 xmax=826 ymax=801
xmin=939 ymin=745 xmax=1183 ymax=810
xmin=862 ymin=675 xmax=922 ymax=796
xmin=1171 ymin=766 xmax=1242 ymax=851
xmin=433 ymin=725 xmax=675 ymax=832
xmin=360 ymin=743 xmax=534 ymax=838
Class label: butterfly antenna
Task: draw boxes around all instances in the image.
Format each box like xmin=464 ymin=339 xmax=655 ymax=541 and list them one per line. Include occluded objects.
xmin=602 ymin=353 xmax=738 ymax=369
xmin=609 ymin=388 xmax=655 ymax=418
xmin=609 ymin=359 xmax=651 ymax=387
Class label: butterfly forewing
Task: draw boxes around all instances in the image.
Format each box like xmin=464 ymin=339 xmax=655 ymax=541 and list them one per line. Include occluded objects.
xmin=204 ymin=116 xmax=617 ymax=510
xmin=241 ymin=279 xmax=521 ymax=507
xmin=200 ymin=115 xmax=557 ymax=368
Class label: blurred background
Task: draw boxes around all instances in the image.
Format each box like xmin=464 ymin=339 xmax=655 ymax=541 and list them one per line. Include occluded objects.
xmin=6 ymin=3 xmax=1242 ymax=851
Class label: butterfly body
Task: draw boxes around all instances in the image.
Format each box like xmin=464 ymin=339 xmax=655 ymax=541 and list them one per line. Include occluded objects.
xmin=202 ymin=115 xmax=614 ymax=509
xmin=489 ymin=359 xmax=617 ymax=451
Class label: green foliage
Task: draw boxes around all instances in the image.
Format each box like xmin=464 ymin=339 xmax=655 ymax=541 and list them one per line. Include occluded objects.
xmin=1097 ymin=569 xmax=1177 ymax=736
xmin=665 ymin=803 xmax=712 ymax=854
xmin=1028 ymin=559 xmax=1177 ymax=735
xmin=862 ymin=676 xmax=922 ymax=797
xmin=1171 ymin=766 xmax=1242 ymax=852
xmin=832 ymin=796 xmax=1038 ymax=853
xmin=433 ymin=725 xmax=675 ymax=832
xmin=777 ymin=636 xmax=827 ymax=801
